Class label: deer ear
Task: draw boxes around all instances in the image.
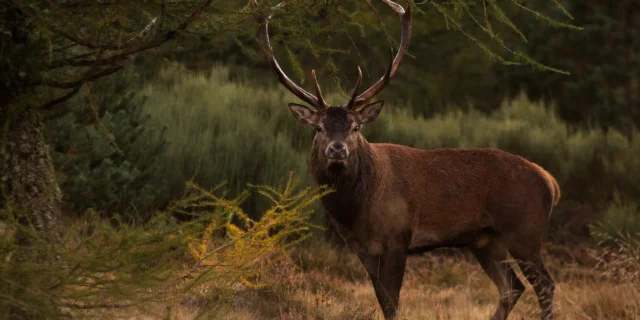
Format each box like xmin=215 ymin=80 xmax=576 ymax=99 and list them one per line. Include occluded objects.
xmin=357 ymin=100 xmax=384 ymax=124
xmin=288 ymin=103 xmax=317 ymax=125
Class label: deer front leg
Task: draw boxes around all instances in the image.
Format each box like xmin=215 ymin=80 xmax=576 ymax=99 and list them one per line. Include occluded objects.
xmin=358 ymin=247 xmax=408 ymax=319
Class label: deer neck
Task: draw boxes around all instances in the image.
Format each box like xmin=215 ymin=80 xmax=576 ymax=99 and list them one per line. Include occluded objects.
xmin=310 ymin=137 xmax=376 ymax=229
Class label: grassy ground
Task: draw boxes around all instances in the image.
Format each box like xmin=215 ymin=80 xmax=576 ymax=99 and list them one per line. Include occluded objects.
xmin=118 ymin=242 xmax=640 ymax=320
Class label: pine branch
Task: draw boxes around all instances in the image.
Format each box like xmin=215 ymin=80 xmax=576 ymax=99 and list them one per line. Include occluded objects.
xmin=50 ymin=17 xmax=159 ymax=51
xmin=33 ymin=66 xmax=124 ymax=89
xmin=24 ymin=0 xmax=216 ymax=111
xmin=509 ymin=0 xmax=582 ymax=30
xmin=39 ymin=85 xmax=84 ymax=110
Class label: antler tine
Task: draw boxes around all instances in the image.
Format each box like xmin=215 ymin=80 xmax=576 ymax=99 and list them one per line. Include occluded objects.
xmin=352 ymin=0 xmax=412 ymax=108
xmin=254 ymin=0 xmax=321 ymax=109
xmin=346 ymin=66 xmax=363 ymax=110
xmin=311 ymin=70 xmax=328 ymax=110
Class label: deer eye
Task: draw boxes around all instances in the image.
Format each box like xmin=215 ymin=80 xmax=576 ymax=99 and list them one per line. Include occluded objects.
xmin=315 ymin=126 xmax=323 ymax=133
xmin=353 ymin=126 xmax=360 ymax=132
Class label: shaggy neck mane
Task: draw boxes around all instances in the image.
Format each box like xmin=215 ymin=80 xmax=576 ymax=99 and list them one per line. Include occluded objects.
xmin=309 ymin=137 xmax=376 ymax=229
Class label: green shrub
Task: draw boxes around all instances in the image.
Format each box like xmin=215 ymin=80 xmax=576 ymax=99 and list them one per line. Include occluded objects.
xmin=136 ymin=65 xmax=638 ymax=236
xmin=590 ymin=207 xmax=640 ymax=283
xmin=140 ymin=65 xmax=315 ymax=218
xmin=0 ymin=173 xmax=327 ymax=319
xmin=54 ymin=64 xmax=640 ymax=233
xmin=590 ymin=198 xmax=640 ymax=243
xmin=45 ymin=69 xmax=169 ymax=218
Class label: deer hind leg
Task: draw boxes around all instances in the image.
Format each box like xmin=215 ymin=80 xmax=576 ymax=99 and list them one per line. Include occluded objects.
xmin=508 ymin=244 xmax=555 ymax=320
xmin=358 ymin=248 xmax=408 ymax=320
xmin=471 ymin=239 xmax=525 ymax=320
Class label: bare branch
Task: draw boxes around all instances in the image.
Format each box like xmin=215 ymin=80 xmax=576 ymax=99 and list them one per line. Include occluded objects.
xmin=39 ymin=85 xmax=84 ymax=110
xmin=26 ymin=0 xmax=215 ymax=114
xmin=60 ymin=302 xmax=137 ymax=310
xmin=51 ymin=16 xmax=159 ymax=51
xmin=46 ymin=0 xmax=214 ymax=71
xmin=47 ymin=54 xmax=124 ymax=69
xmin=175 ymin=0 xmax=215 ymax=33
xmin=121 ymin=17 xmax=159 ymax=47
xmin=34 ymin=65 xmax=123 ymax=89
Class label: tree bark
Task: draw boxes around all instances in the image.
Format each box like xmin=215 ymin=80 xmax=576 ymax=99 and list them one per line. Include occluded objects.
xmin=1 ymin=109 xmax=62 ymax=241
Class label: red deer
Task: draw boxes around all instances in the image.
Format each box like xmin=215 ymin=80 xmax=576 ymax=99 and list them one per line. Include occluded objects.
xmin=254 ymin=1 xmax=560 ymax=319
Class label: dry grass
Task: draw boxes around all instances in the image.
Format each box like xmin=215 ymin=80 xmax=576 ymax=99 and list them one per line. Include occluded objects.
xmin=110 ymin=243 xmax=640 ymax=320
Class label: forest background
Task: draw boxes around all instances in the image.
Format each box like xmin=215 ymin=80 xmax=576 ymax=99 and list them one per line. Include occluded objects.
xmin=1 ymin=1 xmax=639 ymax=319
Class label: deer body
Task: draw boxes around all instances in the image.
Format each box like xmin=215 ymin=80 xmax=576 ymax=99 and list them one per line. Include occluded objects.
xmin=315 ymin=142 xmax=558 ymax=256
xmin=254 ymin=1 xmax=557 ymax=319
xmin=306 ymin=121 xmax=559 ymax=320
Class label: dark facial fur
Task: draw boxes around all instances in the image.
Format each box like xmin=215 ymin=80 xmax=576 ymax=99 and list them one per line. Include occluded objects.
xmin=309 ymin=133 xmax=375 ymax=228
xmin=290 ymin=104 xmax=380 ymax=227
xmin=313 ymin=107 xmax=360 ymax=163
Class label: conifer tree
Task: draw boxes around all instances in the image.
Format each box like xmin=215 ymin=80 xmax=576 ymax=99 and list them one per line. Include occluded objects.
xmin=45 ymin=68 xmax=168 ymax=217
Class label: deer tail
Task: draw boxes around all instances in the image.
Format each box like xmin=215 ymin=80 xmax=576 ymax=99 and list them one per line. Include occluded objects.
xmin=530 ymin=162 xmax=561 ymax=207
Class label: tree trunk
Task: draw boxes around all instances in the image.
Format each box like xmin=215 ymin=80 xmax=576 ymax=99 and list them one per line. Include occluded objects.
xmin=1 ymin=109 xmax=62 ymax=241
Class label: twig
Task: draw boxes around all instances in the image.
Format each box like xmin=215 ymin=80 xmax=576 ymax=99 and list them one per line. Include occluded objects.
xmin=39 ymin=85 xmax=84 ymax=110
xmin=46 ymin=0 xmax=214 ymax=71
xmin=51 ymin=16 xmax=160 ymax=51
xmin=34 ymin=65 xmax=123 ymax=89
xmin=60 ymin=302 xmax=138 ymax=310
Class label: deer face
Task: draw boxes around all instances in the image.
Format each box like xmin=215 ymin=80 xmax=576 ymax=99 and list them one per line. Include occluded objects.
xmin=254 ymin=0 xmax=410 ymax=163
xmin=289 ymin=102 xmax=384 ymax=163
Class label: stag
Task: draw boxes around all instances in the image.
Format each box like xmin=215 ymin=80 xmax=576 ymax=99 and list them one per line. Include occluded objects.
xmin=254 ymin=1 xmax=560 ymax=319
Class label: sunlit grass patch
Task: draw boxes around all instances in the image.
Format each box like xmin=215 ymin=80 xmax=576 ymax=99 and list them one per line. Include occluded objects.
xmin=178 ymin=242 xmax=640 ymax=320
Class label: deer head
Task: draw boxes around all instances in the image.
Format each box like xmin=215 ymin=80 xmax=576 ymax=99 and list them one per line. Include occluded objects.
xmin=255 ymin=0 xmax=411 ymax=167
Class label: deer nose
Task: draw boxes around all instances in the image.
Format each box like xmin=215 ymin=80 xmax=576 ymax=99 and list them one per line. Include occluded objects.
xmin=327 ymin=142 xmax=348 ymax=159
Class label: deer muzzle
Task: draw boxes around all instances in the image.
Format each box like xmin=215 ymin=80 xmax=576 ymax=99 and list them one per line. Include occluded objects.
xmin=326 ymin=142 xmax=349 ymax=160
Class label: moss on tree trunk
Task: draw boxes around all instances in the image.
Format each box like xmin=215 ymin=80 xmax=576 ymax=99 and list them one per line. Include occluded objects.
xmin=1 ymin=109 xmax=62 ymax=241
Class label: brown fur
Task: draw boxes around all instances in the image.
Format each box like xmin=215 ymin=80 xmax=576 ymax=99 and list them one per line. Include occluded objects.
xmin=529 ymin=161 xmax=561 ymax=206
xmin=294 ymin=106 xmax=559 ymax=320
xmin=314 ymin=141 xmax=560 ymax=255
xmin=256 ymin=0 xmax=558 ymax=316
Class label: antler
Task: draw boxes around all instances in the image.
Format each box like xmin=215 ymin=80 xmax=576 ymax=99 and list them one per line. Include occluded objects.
xmin=254 ymin=0 xmax=328 ymax=110
xmin=345 ymin=66 xmax=363 ymax=110
xmin=311 ymin=70 xmax=327 ymax=108
xmin=347 ymin=0 xmax=412 ymax=110
xmin=254 ymin=0 xmax=411 ymax=111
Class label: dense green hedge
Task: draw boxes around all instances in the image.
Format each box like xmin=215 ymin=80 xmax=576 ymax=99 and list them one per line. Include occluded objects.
xmin=145 ymin=65 xmax=639 ymax=207
xmin=49 ymin=65 xmax=639 ymax=237
xmin=139 ymin=66 xmax=313 ymax=217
